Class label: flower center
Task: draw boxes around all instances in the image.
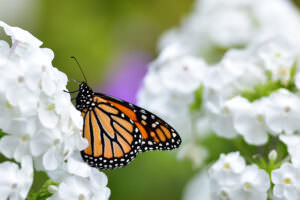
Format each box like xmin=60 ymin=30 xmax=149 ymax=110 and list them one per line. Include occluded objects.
xmin=18 ymin=76 xmax=24 ymax=83
xmin=183 ymin=66 xmax=189 ymax=71
xmin=22 ymin=135 xmax=29 ymax=142
xmin=284 ymin=177 xmax=291 ymax=185
xmin=284 ymin=106 xmax=291 ymax=113
xmin=256 ymin=114 xmax=264 ymax=122
xmin=171 ymin=93 xmax=177 ymax=99
xmin=220 ymin=190 xmax=230 ymax=200
xmin=223 ymin=162 xmax=230 ymax=170
xmin=223 ymin=106 xmax=230 ymax=114
xmin=243 ymin=182 xmax=252 ymax=191
xmin=47 ymin=104 xmax=55 ymax=111
xmin=53 ymin=139 xmax=60 ymax=146
xmin=11 ymin=183 xmax=17 ymax=189
xmin=274 ymin=52 xmax=281 ymax=58
xmin=78 ymin=194 xmax=85 ymax=200
xmin=5 ymin=101 xmax=12 ymax=109
xmin=277 ymin=66 xmax=289 ymax=76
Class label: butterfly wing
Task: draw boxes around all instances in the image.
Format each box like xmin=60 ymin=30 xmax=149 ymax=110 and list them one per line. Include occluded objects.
xmin=96 ymin=93 xmax=182 ymax=152
xmin=81 ymin=96 xmax=142 ymax=169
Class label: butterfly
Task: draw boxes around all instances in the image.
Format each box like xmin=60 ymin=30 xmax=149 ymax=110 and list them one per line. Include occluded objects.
xmin=71 ymin=82 xmax=181 ymax=170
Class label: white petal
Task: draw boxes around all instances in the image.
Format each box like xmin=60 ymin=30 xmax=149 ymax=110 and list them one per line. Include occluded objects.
xmin=0 ymin=136 xmax=19 ymax=158
xmin=30 ymin=133 xmax=51 ymax=156
xmin=43 ymin=147 xmax=59 ymax=171
xmin=0 ymin=21 xmax=42 ymax=47
xmin=67 ymin=153 xmax=91 ymax=178
xmin=38 ymin=108 xmax=58 ymax=129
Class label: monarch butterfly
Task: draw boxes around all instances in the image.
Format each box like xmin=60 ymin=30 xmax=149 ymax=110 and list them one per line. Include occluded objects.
xmin=68 ymin=58 xmax=182 ymax=170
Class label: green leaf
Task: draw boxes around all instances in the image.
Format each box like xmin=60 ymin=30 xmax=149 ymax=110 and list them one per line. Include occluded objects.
xmin=241 ymin=63 xmax=298 ymax=102
xmin=240 ymin=80 xmax=282 ymax=102
xmin=0 ymin=129 xmax=6 ymax=139
xmin=290 ymin=61 xmax=297 ymax=80
xmin=189 ymin=85 xmax=204 ymax=112
xmin=27 ymin=179 xmax=58 ymax=200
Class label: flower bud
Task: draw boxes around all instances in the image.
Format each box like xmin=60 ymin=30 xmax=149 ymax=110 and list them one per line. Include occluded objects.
xmin=268 ymin=149 xmax=277 ymax=161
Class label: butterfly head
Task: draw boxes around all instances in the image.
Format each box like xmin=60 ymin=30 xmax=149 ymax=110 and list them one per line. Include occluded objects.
xmin=75 ymin=82 xmax=94 ymax=112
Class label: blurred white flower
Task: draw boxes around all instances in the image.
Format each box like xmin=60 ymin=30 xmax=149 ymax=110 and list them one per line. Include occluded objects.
xmin=138 ymin=50 xmax=207 ymax=138
xmin=258 ymin=39 xmax=297 ymax=84
xmin=210 ymin=97 xmax=241 ymax=139
xmin=183 ymin=170 xmax=211 ymax=200
xmin=209 ymin=152 xmax=246 ymax=186
xmin=280 ymin=135 xmax=300 ymax=168
xmin=232 ymin=97 xmax=270 ymax=145
xmin=0 ymin=156 xmax=33 ymax=200
xmin=230 ymin=165 xmax=270 ymax=200
xmin=294 ymin=72 xmax=300 ymax=90
xmin=159 ymin=0 xmax=300 ymax=63
xmin=264 ymin=89 xmax=300 ymax=135
xmin=177 ymin=143 xmax=208 ymax=169
xmin=203 ymin=52 xmax=266 ymax=116
xmin=272 ymin=162 xmax=300 ymax=199
xmin=209 ymin=153 xmax=270 ymax=200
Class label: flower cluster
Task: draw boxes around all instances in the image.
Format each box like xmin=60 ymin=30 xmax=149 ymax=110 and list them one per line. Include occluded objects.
xmin=0 ymin=21 xmax=110 ymax=199
xmin=209 ymin=152 xmax=270 ymax=200
xmin=138 ymin=0 xmax=300 ymax=199
xmin=159 ymin=0 xmax=300 ymax=64
xmin=203 ymin=39 xmax=300 ymax=145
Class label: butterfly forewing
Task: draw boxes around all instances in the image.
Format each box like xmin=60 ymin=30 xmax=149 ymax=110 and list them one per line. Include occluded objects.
xmin=81 ymin=97 xmax=142 ymax=169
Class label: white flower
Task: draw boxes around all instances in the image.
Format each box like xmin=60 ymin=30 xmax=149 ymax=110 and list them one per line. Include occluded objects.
xmin=230 ymin=165 xmax=270 ymax=200
xmin=205 ymin=3 xmax=256 ymax=48
xmin=209 ymin=152 xmax=270 ymax=200
xmin=177 ymin=143 xmax=208 ymax=169
xmin=258 ymin=39 xmax=297 ymax=84
xmin=295 ymin=72 xmax=300 ymax=90
xmin=210 ymin=96 xmax=250 ymax=139
xmin=280 ymin=135 xmax=300 ymax=168
xmin=47 ymin=152 xmax=91 ymax=182
xmin=203 ymin=53 xmax=266 ymax=116
xmin=159 ymin=0 xmax=300 ymax=63
xmin=264 ymin=89 xmax=300 ymax=135
xmin=183 ymin=170 xmax=211 ymax=200
xmin=0 ymin=20 xmax=85 ymax=168
xmin=232 ymin=97 xmax=270 ymax=145
xmin=209 ymin=152 xmax=246 ymax=186
xmin=272 ymin=162 xmax=300 ymax=199
xmin=0 ymin=156 xmax=33 ymax=200
xmin=138 ymin=53 xmax=206 ymax=138
xmin=48 ymin=167 xmax=110 ymax=200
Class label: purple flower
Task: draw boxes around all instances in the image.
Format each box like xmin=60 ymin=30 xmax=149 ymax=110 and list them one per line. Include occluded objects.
xmin=97 ymin=52 xmax=150 ymax=104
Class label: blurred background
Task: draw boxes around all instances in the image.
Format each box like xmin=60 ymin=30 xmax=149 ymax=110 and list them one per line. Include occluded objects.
xmin=0 ymin=0 xmax=195 ymax=199
xmin=2 ymin=0 xmax=300 ymax=199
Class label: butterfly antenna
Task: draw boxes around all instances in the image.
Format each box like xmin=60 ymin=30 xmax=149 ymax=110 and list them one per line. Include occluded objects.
xmin=70 ymin=56 xmax=88 ymax=83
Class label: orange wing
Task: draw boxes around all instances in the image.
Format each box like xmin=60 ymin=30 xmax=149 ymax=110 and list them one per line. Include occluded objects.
xmin=98 ymin=94 xmax=182 ymax=152
xmin=81 ymin=96 xmax=142 ymax=169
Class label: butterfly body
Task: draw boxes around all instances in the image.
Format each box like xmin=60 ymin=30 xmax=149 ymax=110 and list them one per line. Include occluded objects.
xmin=75 ymin=82 xmax=181 ymax=170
